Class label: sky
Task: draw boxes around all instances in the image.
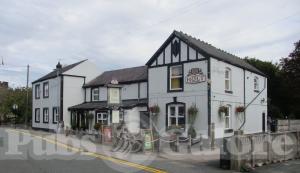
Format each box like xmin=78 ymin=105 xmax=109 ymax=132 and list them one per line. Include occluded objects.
xmin=0 ymin=0 xmax=299 ymax=87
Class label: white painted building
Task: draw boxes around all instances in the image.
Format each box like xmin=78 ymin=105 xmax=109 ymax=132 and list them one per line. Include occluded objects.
xmin=32 ymin=60 xmax=99 ymax=131
xmin=68 ymin=66 xmax=148 ymax=134
xmin=146 ymin=31 xmax=267 ymax=139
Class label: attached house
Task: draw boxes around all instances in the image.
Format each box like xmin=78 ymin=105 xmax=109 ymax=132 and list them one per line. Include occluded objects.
xmin=146 ymin=31 xmax=267 ymax=139
xmin=32 ymin=60 xmax=99 ymax=131
xmin=68 ymin=66 xmax=148 ymax=133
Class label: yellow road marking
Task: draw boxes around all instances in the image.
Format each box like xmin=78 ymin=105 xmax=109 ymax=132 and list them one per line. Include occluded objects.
xmin=7 ymin=129 xmax=166 ymax=173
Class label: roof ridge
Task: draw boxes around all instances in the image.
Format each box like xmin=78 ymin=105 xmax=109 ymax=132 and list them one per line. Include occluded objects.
xmin=103 ymin=65 xmax=146 ymax=73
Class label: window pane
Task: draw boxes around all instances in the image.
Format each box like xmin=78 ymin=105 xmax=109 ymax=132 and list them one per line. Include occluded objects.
xmin=171 ymin=78 xmax=182 ymax=89
xmin=178 ymin=106 xmax=185 ymax=116
xmin=171 ymin=66 xmax=182 ymax=76
xmin=170 ymin=107 xmax=175 ymax=116
xmin=178 ymin=117 xmax=185 ymax=127
xmin=225 ymin=80 xmax=229 ymax=90
xmin=225 ymin=70 xmax=229 ymax=78
xmin=170 ymin=117 xmax=176 ymax=126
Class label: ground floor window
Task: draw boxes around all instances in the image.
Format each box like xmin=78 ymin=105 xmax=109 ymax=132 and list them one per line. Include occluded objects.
xmin=43 ymin=108 xmax=49 ymax=123
xmin=167 ymin=103 xmax=185 ymax=129
xmin=53 ymin=107 xmax=59 ymax=124
xmin=35 ymin=108 xmax=40 ymax=123
xmin=97 ymin=112 xmax=110 ymax=125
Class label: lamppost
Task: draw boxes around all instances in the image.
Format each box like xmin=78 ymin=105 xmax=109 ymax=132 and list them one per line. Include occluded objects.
xmin=12 ymin=104 xmax=18 ymax=129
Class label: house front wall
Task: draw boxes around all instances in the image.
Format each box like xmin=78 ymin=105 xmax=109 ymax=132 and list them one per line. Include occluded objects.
xmin=32 ymin=77 xmax=60 ymax=131
xmin=210 ymin=58 xmax=268 ymax=138
xmin=148 ymin=36 xmax=209 ymax=137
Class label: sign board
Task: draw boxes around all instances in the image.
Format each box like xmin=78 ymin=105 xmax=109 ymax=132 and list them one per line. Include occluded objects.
xmin=186 ymin=68 xmax=206 ymax=84
xmin=108 ymin=87 xmax=120 ymax=104
xmin=141 ymin=129 xmax=153 ymax=151
xmin=112 ymin=110 xmax=120 ymax=124
xmin=103 ymin=126 xmax=112 ymax=143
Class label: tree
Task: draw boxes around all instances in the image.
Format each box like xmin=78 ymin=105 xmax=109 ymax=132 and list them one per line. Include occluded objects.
xmin=0 ymin=87 xmax=32 ymax=124
xmin=280 ymin=40 xmax=300 ymax=118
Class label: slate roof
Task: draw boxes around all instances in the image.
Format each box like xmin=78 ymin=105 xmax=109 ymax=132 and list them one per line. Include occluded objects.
xmin=68 ymin=99 xmax=148 ymax=110
xmin=84 ymin=66 xmax=147 ymax=88
xmin=146 ymin=30 xmax=265 ymax=76
xmin=32 ymin=60 xmax=87 ymax=84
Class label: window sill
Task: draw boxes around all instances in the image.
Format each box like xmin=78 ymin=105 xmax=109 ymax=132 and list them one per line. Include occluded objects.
xmin=168 ymin=89 xmax=183 ymax=93
xmin=225 ymin=90 xmax=233 ymax=94
xmin=254 ymin=90 xmax=260 ymax=93
xmin=224 ymin=129 xmax=233 ymax=133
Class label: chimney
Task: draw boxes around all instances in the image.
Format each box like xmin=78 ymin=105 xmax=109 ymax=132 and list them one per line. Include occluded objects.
xmin=56 ymin=62 xmax=62 ymax=69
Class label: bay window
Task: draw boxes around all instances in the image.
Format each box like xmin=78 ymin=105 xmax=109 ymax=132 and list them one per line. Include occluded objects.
xmin=169 ymin=65 xmax=183 ymax=91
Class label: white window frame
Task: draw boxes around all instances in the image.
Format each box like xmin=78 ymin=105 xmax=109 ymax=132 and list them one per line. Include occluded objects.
xmin=170 ymin=65 xmax=183 ymax=91
xmin=224 ymin=105 xmax=231 ymax=129
xmin=254 ymin=76 xmax=259 ymax=91
xmin=97 ymin=112 xmax=110 ymax=125
xmin=92 ymin=88 xmax=99 ymax=101
xmin=35 ymin=108 xmax=40 ymax=122
xmin=167 ymin=104 xmax=185 ymax=129
xmin=43 ymin=108 xmax=49 ymax=123
xmin=43 ymin=82 xmax=49 ymax=98
xmin=225 ymin=67 xmax=232 ymax=91
xmin=35 ymin=84 xmax=40 ymax=99
xmin=53 ymin=107 xmax=59 ymax=123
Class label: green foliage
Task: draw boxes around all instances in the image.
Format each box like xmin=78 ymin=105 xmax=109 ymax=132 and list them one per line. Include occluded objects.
xmin=187 ymin=104 xmax=198 ymax=125
xmin=0 ymin=87 xmax=32 ymax=123
xmin=218 ymin=106 xmax=228 ymax=117
xmin=188 ymin=126 xmax=196 ymax=138
xmin=149 ymin=105 xmax=160 ymax=114
xmin=94 ymin=123 xmax=101 ymax=131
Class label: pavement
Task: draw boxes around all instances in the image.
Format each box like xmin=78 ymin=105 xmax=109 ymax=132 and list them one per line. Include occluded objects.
xmin=1 ymin=126 xmax=299 ymax=173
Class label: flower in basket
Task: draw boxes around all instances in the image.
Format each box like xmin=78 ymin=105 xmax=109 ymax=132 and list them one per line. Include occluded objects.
xmin=218 ymin=106 xmax=228 ymax=117
xmin=235 ymin=106 xmax=245 ymax=113
xmin=149 ymin=104 xmax=160 ymax=115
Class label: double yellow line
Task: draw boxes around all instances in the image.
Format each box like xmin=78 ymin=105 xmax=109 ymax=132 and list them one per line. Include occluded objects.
xmin=7 ymin=129 xmax=166 ymax=173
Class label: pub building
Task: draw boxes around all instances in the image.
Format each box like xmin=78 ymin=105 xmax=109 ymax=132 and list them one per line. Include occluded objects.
xmin=147 ymin=31 xmax=267 ymax=139
xmin=68 ymin=66 xmax=149 ymax=134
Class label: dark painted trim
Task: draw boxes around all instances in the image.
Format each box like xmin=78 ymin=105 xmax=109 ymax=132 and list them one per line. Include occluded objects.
xmin=196 ymin=51 xmax=199 ymax=60
xmin=225 ymin=90 xmax=233 ymax=94
xmin=254 ymin=90 xmax=260 ymax=93
xmin=61 ymin=74 xmax=86 ymax=78
xmin=138 ymin=82 xmax=140 ymax=100
xmin=163 ymin=50 xmax=165 ymax=65
xmin=167 ymin=65 xmax=184 ymax=93
xmin=224 ymin=129 xmax=233 ymax=133
xmin=84 ymin=88 xmax=86 ymax=102
xmin=34 ymin=108 xmax=40 ymax=123
xmin=52 ymin=107 xmax=59 ymax=124
xmin=148 ymin=58 xmax=208 ymax=69
xmin=187 ymin=45 xmax=189 ymax=61
xmin=43 ymin=107 xmax=49 ymax=123
xmin=171 ymin=40 xmax=173 ymax=64
xmin=165 ymin=101 xmax=186 ymax=130
xmin=34 ymin=84 xmax=40 ymax=99
xmin=60 ymin=76 xmax=64 ymax=121
xmin=43 ymin=82 xmax=49 ymax=98
xmin=207 ymin=57 xmax=211 ymax=137
xmin=178 ymin=40 xmax=181 ymax=62
xmin=31 ymin=127 xmax=55 ymax=133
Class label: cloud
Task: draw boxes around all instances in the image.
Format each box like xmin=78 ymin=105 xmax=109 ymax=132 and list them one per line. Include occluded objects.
xmin=0 ymin=0 xmax=299 ymax=86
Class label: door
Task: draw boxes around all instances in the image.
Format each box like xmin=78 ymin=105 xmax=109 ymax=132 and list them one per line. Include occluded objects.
xmin=140 ymin=111 xmax=150 ymax=129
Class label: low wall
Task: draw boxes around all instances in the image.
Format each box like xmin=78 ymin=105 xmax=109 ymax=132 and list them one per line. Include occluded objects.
xmin=276 ymin=119 xmax=300 ymax=132
xmin=220 ymin=131 xmax=300 ymax=171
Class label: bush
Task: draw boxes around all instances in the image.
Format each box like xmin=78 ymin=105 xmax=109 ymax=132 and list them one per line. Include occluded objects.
xmin=188 ymin=126 xmax=196 ymax=139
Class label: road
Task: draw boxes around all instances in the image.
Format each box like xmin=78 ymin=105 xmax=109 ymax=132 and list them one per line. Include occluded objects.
xmin=2 ymin=127 xmax=298 ymax=173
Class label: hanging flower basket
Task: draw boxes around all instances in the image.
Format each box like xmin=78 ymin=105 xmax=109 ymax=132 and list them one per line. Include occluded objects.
xmin=218 ymin=106 xmax=228 ymax=117
xmin=149 ymin=105 xmax=160 ymax=116
xmin=235 ymin=106 xmax=245 ymax=113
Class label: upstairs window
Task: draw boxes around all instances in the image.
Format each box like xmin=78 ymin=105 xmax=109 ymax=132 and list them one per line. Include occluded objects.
xmin=35 ymin=84 xmax=40 ymax=99
xmin=92 ymin=88 xmax=99 ymax=101
xmin=43 ymin=82 xmax=49 ymax=98
xmin=169 ymin=65 xmax=183 ymax=91
xmin=254 ymin=76 xmax=259 ymax=91
xmin=225 ymin=68 xmax=232 ymax=92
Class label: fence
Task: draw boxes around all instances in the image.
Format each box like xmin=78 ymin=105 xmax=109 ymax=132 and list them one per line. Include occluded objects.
xmin=220 ymin=131 xmax=300 ymax=171
xmin=276 ymin=119 xmax=300 ymax=132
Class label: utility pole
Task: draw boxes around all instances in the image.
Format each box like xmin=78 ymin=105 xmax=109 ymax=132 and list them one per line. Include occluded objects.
xmin=25 ymin=64 xmax=29 ymax=128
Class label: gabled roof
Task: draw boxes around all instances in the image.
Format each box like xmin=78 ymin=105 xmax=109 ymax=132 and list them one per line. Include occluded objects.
xmin=146 ymin=30 xmax=265 ymax=76
xmin=84 ymin=66 xmax=147 ymax=88
xmin=32 ymin=60 xmax=87 ymax=84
